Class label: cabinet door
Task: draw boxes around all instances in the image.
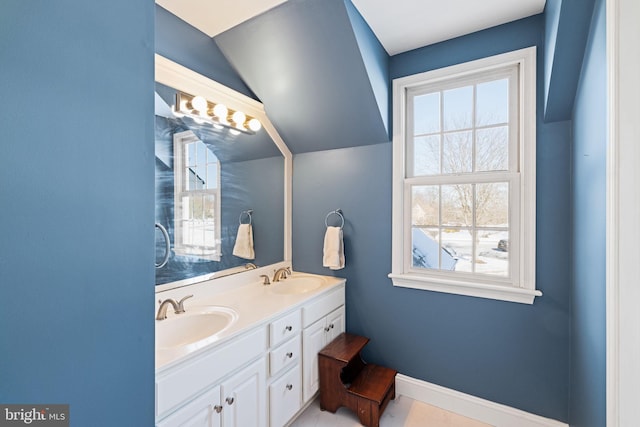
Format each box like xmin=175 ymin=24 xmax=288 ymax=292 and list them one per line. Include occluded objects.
xmin=302 ymin=318 xmax=327 ymax=403
xmin=156 ymin=386 xmax=222 ymax=427
xmin=326 ymin=306 xmax=345 ymax=343
xmin=221 ymin=358 xmax=266 ymax=427
xmin=269 ymin=365 xmax=301 ymax=427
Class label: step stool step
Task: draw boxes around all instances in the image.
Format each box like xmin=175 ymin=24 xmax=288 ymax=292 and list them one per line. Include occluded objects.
xmin=348 ymin=363 xmax=397 ymax=404
xmin=319 ymin=332 xmax=369 ymax=363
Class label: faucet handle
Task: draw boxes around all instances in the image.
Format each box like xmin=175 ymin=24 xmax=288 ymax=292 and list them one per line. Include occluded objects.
xmin=260 ymin=274 xmax=271 ymax=285
xmin=177 ymin=294 xmax=193 ymax=313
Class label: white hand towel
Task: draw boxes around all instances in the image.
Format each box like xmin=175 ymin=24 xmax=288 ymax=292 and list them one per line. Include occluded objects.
xmin=233 ymin=224 xmax=255 ymax=259
xmin=323 ymin=226 xmax=345 ymax=270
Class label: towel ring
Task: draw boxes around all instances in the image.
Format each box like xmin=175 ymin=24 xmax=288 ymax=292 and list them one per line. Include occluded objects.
xmin=324 ymin=209 xmax=344 ymax=229
xmin=155 ymin=223 xmax=170 ymax=269
xmin=239 ymin=209 xmax=253 ymax=225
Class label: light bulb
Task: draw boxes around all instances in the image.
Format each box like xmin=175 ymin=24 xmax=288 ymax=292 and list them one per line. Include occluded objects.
xmin=213 ymin=103 xmax=228 ymax=118
xmin=232 ymin=111 xmax=246 ymax=126
xmin=191 ymin=95 xmax=207 ymax=112
xmin=248 ymin=118 xmax=262 ymax=132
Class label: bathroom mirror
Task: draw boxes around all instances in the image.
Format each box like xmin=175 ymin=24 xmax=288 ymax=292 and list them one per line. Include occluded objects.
xmin=154 ymin=55 xmax=291 ymax=289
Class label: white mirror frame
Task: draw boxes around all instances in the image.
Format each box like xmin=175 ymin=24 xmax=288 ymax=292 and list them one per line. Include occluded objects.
xmin=154 ymin=54 xmax=292 ymax=292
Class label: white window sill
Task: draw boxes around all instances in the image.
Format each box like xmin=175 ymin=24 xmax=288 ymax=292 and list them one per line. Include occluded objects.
xmin=388 ymin=273 xmax=542 ymax=304
xmin=173 ymin=249 xmax=221 ymax=262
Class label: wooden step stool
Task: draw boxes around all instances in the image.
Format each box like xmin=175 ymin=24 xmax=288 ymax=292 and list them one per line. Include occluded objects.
xmin=318 ymin=333 xmax=397 ymax=427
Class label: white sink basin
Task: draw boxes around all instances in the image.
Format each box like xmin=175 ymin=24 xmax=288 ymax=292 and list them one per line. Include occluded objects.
xmin=156 ymin=306 xmax=238 ymax=350
xmin=271 ymin=275 xmax=326 ymax=295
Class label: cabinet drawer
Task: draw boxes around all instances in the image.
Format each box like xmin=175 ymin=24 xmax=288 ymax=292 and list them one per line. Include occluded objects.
xmin=269 ymin=334 xmax=301 ymax=377
xmin=269 ymin=309 xmax=301 ymax=347
xmin=302 ymin=287 xmax=345 ymax=328
xmin=269 ymin=365 xmax=302 ymax=427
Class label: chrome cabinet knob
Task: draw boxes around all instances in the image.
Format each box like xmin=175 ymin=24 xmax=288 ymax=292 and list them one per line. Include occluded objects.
xmin=286 ymin=384 xmax=293 ymax=391
xmin=286 ymin=352 xmax=293 ymax=358
xmin=226 ymin=397 xmax=234 ymax=405
xmin=214 ymin=405 xmax=223 ymax=413
xmin=285 ymin=325 xmax=293 ymax=331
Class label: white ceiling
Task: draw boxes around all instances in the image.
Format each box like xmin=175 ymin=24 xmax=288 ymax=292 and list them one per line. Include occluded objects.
xmin=156 ymin=0 xmax=546 ymax=55
xmin=156 ymin=0 xmax=288 ymax=37
xmin=351 ymin=0 xmax=546 ymax=55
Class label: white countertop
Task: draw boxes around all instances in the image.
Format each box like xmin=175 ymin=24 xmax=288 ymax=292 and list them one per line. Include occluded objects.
xmin=155 ymin=270 xmax=345 ymax=372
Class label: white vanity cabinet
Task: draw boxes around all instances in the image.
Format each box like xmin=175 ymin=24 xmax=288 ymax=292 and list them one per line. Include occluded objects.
xmin=155 ymin=276 xmax=346 ymax=427
xmin=301 ymin=287 xmax=346 ymax=403
xmin=155 ymin=327 xmax=267 ymax=427
xmin=157 ymin=359 xmax=266 ymax=427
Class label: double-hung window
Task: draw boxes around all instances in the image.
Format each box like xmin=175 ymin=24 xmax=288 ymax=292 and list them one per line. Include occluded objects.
xmin=389 ymin=47 xmax=540 ymax=304
xmin=173 ymin=130 xmax=222 ymax=261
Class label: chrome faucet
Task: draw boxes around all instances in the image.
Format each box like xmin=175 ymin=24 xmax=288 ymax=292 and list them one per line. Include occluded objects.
xmin=156 ymin=295 xmax=193 ymax=320
xmin=260 ymin=274 xmax=271 ymax=285
xmin=272 ymin=267 xmax=292 ymax=282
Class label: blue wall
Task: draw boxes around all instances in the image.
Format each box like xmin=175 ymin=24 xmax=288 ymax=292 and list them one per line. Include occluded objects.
xmin=0 ymin=1 xmax=155 ymax=426
xmin=214 ymin=0 xmax=390 ymax=154
xmin=569 ymin=0 xmax=607 ymax=425
xmin=543 ymin=0 xmax=597 ymax=122
xmin=343 ymin=0 xmax=390 ymax=135
xmin=293 ymin=15 xmax=573 ymax=422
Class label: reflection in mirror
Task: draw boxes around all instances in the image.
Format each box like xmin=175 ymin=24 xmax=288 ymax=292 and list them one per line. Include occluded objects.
xmin=154 ymin=80 xmax=286 ymax=286
xmin=172 ymin=131 xmax=221 ymax=261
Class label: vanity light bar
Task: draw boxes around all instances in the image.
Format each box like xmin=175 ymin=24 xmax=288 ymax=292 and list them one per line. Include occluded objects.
xmin=174 ymin=92 xmax=262 ymax=135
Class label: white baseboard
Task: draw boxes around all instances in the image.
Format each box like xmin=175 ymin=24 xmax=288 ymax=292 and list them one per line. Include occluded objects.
xmin=396 ymin=374 xmax=568 ymax=427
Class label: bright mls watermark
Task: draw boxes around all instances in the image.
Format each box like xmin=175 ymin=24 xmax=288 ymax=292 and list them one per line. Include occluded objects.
xmin=0 ymin=405 xmax=68 ymax=426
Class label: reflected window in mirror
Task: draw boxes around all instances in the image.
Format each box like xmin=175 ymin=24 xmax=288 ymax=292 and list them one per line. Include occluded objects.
xmin=174 ymin=131 xmax=221 ymax=261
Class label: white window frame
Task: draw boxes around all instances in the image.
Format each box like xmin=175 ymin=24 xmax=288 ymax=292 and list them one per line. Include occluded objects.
xmin=389 ymin=47 xmax=540 ymax=304
xmin=173 ymin=130 xmax=222 ymax=261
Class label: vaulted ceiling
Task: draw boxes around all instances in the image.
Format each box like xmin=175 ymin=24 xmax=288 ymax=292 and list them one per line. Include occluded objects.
xmin=157 ymin=0 xmax=546 ymax=55
xmin=155 ymin=0 xmax=594 ymax=154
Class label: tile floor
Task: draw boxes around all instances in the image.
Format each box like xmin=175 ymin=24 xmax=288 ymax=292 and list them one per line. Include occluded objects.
xmin=290 ymin=395 xmax=492 ymax=427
